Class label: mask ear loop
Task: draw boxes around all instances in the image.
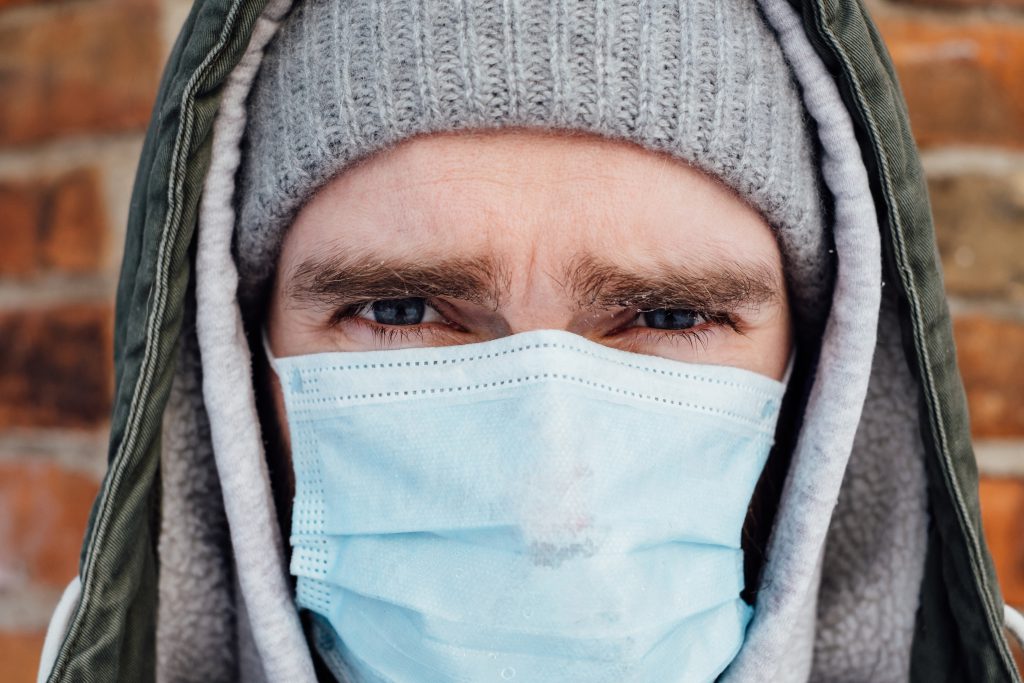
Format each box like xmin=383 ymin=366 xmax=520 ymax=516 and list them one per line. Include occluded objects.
xmin=261 ymin=327 xmax=282 ymax=376
xmin=781 ymin=348 xmax=796 ymax=387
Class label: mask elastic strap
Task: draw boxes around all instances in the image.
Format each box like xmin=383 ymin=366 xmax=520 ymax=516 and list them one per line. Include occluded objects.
xmin=781 ymin=348 xmax=796 ymax=387
xmin=261 ymin=327 xmax=282 ymax=375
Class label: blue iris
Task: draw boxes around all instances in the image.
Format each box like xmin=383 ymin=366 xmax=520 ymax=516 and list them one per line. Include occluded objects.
xmin=642 ymin=308 xmax=699 ymax=330
xmin=371 ymin=298 xmax=426 ymax=325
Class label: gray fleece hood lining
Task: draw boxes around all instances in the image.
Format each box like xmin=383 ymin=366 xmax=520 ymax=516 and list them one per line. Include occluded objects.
xmin=160 ymin=0 xmax=927 ymax=680
xmin=192 ymin=0 xmax=316 ymax=680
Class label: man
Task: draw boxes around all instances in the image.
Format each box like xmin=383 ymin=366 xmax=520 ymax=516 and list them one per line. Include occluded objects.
xmin=259 ymin=129 xmax=797 ymax=681
xmin=38 ymin=0 xmax=1022 ymax=681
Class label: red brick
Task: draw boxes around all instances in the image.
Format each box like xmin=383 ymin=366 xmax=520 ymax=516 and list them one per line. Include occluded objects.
xmin=980 ymin=477 xmax=1024 ymax=608
xmin=0 ymin=183 xmax=38 ymax=276
xmin=0 ymin=0 xmax=60 ymax=9
xmin=40 ymin=169 xmax=108 ymax=272
xmin=979 ymin=476 xmax=1024 ymax=674
xmin=954 ymin=317 xmax=1024 ymax=438
xmin=932 ymin=173 xmax=1024 ymax=303
xmin=0 ymin=169 xmax=107 ymax=277
xmin=0 ymin=460 xmax=99 ymax=588
xmin=0 ymin=630 xmax=46 ymax=683
xmin=0 ymin=0 xmax=163 ymax=147
xmin=0 ymin=305 xmax=113 ymax=429
xmin=876 ymin=19 xmax=1024 ymax=149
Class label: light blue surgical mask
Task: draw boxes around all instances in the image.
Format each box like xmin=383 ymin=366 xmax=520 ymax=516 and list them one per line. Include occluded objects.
xmin=265 ymin=329 xmax=787 ymax=683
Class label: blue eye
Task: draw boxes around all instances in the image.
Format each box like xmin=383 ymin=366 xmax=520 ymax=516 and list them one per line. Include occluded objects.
xmin=642 ymin=308 xmax=702 ymax=330
xmin=369 ymin=298 xmax=426 ymax=326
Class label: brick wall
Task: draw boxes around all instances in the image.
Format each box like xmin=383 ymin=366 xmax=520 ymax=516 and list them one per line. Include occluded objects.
xmin=0 ymin=0 xmax=190 ymax=678
xmin=0 ymin=0 xmax=1021 ymax=680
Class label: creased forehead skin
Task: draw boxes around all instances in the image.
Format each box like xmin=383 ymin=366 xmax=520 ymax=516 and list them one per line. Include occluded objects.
xmin=235 ymin=0 xmax=829 ymax=325
xmin=266 ymin=130 xmax=793 ymax=379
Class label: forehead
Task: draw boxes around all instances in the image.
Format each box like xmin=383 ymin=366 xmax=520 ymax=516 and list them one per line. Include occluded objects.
xmin=282 ymin=129 xmax=781 ymax=273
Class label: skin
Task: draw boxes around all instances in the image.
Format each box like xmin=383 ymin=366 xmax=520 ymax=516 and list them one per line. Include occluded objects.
xmin=263 ymin=128 xmax=792 ymax=460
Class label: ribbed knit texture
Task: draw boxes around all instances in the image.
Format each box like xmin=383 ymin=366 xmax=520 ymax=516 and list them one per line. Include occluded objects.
xmin=236 ymin=0 xmax=829 ymax=321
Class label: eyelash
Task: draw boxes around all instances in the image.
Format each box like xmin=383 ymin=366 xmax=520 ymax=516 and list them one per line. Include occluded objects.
xmin=368 ymin=324 xmax=432 ymax=347
xmin=332 ymin=301 xmax=738 ymax=349
xmin=627 ymin=327 xmax=714 ymax=351
xmin=621 ymin=311 xmax=738 ymax=352
xmin=330 ymin=302 xmax=442 ymax=347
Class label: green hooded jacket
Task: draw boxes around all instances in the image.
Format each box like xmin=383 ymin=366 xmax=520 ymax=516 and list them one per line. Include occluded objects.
xmin=35 ymin=0 xmax=1022 ymax=680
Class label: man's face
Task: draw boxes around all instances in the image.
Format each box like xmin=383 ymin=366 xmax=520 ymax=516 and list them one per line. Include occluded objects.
xmin=266 ymin=130 xmax=792 ymax=447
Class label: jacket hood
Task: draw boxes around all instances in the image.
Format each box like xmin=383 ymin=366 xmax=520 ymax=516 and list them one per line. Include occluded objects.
xmin=38 ymin=0 xmax=1021 ymax=681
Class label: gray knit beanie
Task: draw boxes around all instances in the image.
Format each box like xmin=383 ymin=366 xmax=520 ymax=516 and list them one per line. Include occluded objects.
xmin=236 ymin=0 xmax=829 ymax=321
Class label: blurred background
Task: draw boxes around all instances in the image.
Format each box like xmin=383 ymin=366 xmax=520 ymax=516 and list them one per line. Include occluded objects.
xmin=0 ymin=0 xmax=1022 ymax=679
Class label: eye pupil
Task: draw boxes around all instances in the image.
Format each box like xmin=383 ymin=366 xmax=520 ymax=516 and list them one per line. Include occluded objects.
xmin=643 ymin=308 xmax=699 ymax=330
xmin=371 ymin=298 xmax=426 ymax=325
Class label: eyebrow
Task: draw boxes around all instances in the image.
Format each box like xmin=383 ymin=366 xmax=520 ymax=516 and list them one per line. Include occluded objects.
xmin=559 ymin=253 xmax=782 ymax=313
xmin=285 ymin=250 xmax=782 ymax=314
xmin=286 ymin=252 xmax=512 ymax=310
